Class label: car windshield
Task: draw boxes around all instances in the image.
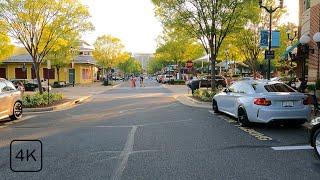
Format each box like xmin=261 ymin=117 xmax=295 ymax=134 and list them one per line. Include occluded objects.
xmin=264 ymin=83 xmax=295 ymax=92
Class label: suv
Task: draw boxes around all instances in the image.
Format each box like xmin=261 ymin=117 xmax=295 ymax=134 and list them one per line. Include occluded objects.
xmin=0 ymin=78 xmax=23 ymax=120
xmin=187 ymin=75 xmax=227 ymax=93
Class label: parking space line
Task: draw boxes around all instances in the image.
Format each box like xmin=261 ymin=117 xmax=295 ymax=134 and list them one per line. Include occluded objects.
xmin=271 ymin=145 xmax=313 ymax=151
xmin=209 ymin=110 xmax=272 ymax=141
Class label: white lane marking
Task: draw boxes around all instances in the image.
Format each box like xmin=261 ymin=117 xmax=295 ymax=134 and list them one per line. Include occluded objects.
xmin=271 ymin=145 xmax=313 ymax=151
xmin=95 ymin=119 xmax=193 ymax=128
xmin=112 ymin=126 xmax=138 ymax=180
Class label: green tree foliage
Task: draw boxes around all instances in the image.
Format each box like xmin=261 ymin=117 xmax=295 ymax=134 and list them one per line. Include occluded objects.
xmin=0 ymin=32 xmax=14 ymax=62
xmin=118 ymin=57 xmax=142 ymax=75
xmin=155 ymin=29 xmax=204 ymax=66
xmin=46 ymin=33 xmax=81 ymax=82
xmin=0 ymin=0 xmax=93 ymax=93
xmin=93 ymin=35 xmax=129 ymax=75
xmin=152 ymin=0 xmax=257 ymax=89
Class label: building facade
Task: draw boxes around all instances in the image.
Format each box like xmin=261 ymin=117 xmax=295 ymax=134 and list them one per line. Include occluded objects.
xmin=133 ymin=53 xmax=153 ymax=71
xmin=0 ymin=41 xmax=99 ymax=84
xmin=298 ymin=0 xmax=320 ymax=81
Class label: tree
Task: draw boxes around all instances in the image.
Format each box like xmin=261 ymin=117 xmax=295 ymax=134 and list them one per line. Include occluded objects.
xmin=152 ymin=0 xmax=256 ymax=89
xmin=0 ymin=31 xmax=14 ymax=62
xmin=118 ymin=57 xmax=142 ymax=75
xmin=46 ymin=33 xmax=80 ymax=82
xmin=155 ymin=28 xmax=204 ymax=66
xmin=93 ymin=35 xmax=128 ymax=77
xmin=0 ymin=0 xmax=93 ymax=93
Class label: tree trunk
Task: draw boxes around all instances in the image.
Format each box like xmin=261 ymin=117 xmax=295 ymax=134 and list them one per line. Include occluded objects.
xmin=34 ymin=62 xmax=43 ymax=94
xmin=57 ymin=67 xmax=60 ymax=82
xmin=210 ymin=45 xmax=216 ymax=90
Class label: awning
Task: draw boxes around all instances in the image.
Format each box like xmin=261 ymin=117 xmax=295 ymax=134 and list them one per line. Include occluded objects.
xmin=281 ymin=41 xmax=300 ymax=60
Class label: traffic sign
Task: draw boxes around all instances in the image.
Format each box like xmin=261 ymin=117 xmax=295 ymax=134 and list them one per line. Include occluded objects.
xmin=265 ymin=50 xmax=275 ymax=59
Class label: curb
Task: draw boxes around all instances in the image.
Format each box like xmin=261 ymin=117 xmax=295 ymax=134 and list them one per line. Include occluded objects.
xmin=174 ymin=95 xmax=211 ymax=109
xmin=24 ymin=96 xmax=91 ymax=113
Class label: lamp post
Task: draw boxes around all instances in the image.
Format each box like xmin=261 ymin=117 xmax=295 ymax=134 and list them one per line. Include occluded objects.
xmin=287 ymin=30 xmax=298 ymax=72
xmin=313 ymin=32 xmax=320 ymax=80
xmin=47 ymin=60 xmax=51 ymax=105
xmin=299 ymin=34 xmax=311 ymax=80
xmin=259 ymin=0 xmax=283 ymax=80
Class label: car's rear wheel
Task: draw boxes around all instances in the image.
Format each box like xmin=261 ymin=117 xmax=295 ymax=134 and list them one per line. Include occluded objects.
xmin=237 ymin=108 xmax=251 ymax=127
xmin=312 ymin=128 xmax=320 ymax=159
xmin=10 ymin=102 xmax=23 ymax=120
xmin=212 ymin=100 xmax=219 ymax=113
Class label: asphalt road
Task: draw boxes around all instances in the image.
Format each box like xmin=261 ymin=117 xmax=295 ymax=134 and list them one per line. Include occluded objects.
xmin=0 ymin=79 xmax=319 ymax=179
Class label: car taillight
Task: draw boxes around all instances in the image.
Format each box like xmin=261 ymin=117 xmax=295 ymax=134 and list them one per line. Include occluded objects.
xmin=303 ymin=95 xmax=312 ymax=105
xmin=254 ymin=98 xmax=271 ymax=106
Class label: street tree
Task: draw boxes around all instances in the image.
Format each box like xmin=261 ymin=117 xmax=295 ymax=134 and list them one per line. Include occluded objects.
xmin=152 ymin=0 xmax=257 ymax=89
xmin=46 ymin=33 xmax=80 ymax=82
xmin=93 ymin=35 xmax=128 ymax=77
xmin=118 ymin=57 xmax=142 ymax=76
xmin=0 ymin=0 xmax=93 ymax=93
xmin=0 ymin=31 xmax=14 ymax=62
xmin=155 ymin=28 xmax=204 ymax=66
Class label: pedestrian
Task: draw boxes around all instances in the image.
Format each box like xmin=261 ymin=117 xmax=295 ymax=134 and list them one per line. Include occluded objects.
xmin=130 ymin=75 xmax=134 ymax=88
xmin=17 ymin=81 xmax=25 ymax=96
xmin=140 ymin=76 xmax=144 ymax=87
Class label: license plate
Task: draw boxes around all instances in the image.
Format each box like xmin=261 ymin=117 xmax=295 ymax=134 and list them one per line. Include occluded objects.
xmin=282 ymin=101 xmax=294 ymax=107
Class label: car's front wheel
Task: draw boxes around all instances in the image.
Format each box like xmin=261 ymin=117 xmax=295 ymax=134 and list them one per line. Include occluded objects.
xmin=10 ymin=101 xmax=23 ymax=120
xmin=212 ymin=100 xmax=219 ymax=113
xmin=237 ymin=107 xmax=251 ymax=127
xmin=312 ymin=128 xmax=320 ymax=159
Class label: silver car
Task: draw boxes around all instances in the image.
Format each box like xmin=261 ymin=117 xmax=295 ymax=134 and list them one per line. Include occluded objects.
xmin=212 ymin=80 xmax=311 ymax=126
xmin=0 ymin=78 xmax=23 ymax=121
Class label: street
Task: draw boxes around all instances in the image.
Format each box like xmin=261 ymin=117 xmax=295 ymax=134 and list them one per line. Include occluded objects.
xmin=0 ymin=79 xmax=320 ymax=179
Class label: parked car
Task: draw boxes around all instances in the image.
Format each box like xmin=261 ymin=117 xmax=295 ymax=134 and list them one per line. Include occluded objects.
xmin=162 ymin=74 xmax=174 ymax=83
xmin=19 ymin=79 xmax=52 ymax=92
xmin=310 ymin=117 xmax=320 ymax=159
xmin=187 ymin=75 xmax=227 ymax=93
xmin=212 ymin=80 xmax=311 ymax=126
xmin=0 ymin=78 xmax=23 ymax=121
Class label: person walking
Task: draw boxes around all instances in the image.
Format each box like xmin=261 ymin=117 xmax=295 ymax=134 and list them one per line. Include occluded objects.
xmin=140 ymin=75 xmax=144 ymax=87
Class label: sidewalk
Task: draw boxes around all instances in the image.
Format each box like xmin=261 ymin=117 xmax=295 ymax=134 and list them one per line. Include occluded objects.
xmin=164 ymin=84 xmax=211 ymax=109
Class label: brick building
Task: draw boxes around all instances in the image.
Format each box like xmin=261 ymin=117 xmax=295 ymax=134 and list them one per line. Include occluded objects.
xmin=298 ymin=0 xmax=320 ymax=82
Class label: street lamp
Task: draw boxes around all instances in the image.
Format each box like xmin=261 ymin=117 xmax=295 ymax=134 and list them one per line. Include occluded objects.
xmin=259 ymin=0 xmax=283 ymax=80
xmin=313 ymin=32 xmax=320 ymax=80
xmin=299 ymin=35 xmax=312 ymax=80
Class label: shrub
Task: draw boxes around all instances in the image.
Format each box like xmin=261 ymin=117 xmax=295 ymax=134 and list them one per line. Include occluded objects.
xmin=193 ymin=89 xmax=216 ymax=102
xmin=308 ymin=84 xmax=316 ymax=92
xmin=168 ymin=79 xmax=186 ymax=85
xmin=22 ymin=92 xmax=63 ymax=108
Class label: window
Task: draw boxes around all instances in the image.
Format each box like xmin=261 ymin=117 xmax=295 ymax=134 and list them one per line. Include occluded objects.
xmin=31 ymin=67 xmax=36 ymax=79
xmin=0 ymin=68 xmax=6 ymax=79
xmin=82 ymin=68 xmax=91 ymax=80
xmin=264 ymin=83 xmax=295 ymax=92
xmin=43 ymin=68 xmax=55 ymax=79
xmin=15 ymin=68 xmax=27 ymax=79
xmin=0 ymin=82 xmax=6 ymax=93
xmin=305 ymin=0 xmax=311 ymax=10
